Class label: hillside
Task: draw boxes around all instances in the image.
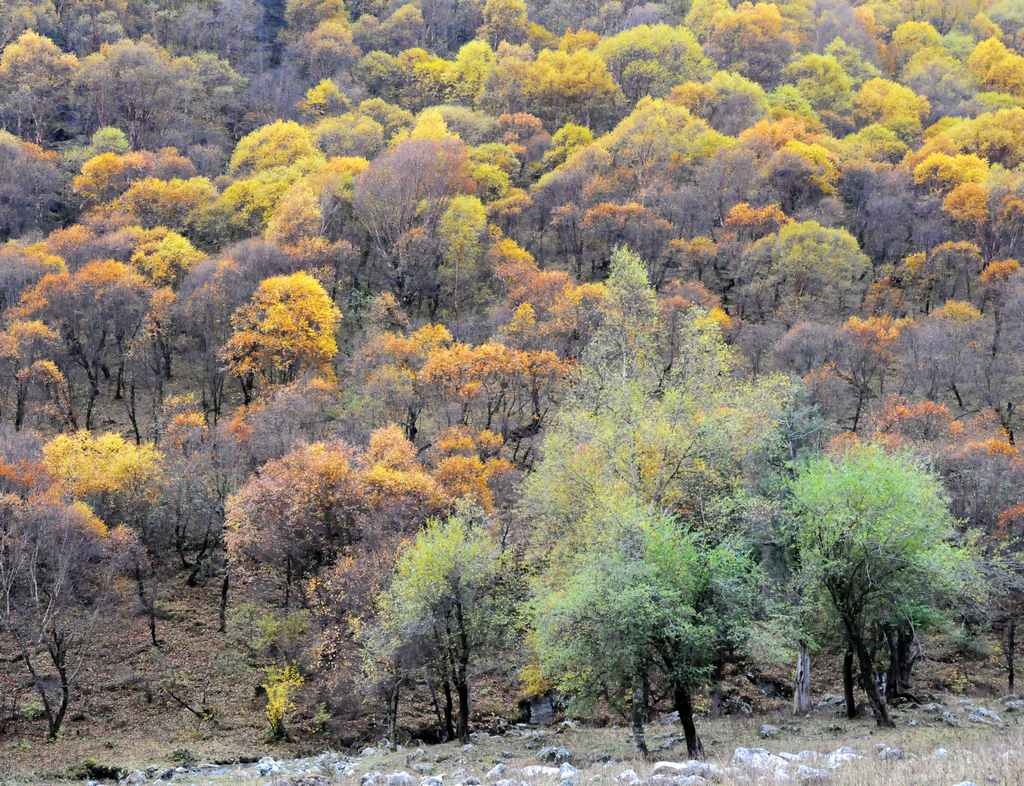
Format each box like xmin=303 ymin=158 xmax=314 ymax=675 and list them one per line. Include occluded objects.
xmin=2 ymin=0 xmax=1024 ymax=783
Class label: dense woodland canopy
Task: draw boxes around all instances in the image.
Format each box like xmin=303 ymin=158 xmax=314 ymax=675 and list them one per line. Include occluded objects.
xmin=1 ymin=0 xmax=1024 ymax=760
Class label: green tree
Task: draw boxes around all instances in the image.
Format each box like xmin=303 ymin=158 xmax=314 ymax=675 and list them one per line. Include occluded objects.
xmin=523 ymin=247 xmax=794 ymax=556
xmin=788 ymin=443 xmax=973 ymax=728
xmin=534 ymin=503 xmax=762 ymax=759
xmin=377 ymin=515 xmax=511 ymax=743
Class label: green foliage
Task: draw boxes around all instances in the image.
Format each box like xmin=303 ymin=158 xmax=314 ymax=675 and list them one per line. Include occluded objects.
xmin=533 ymin=504 xmax=762 ymax=714
xmin=789 ymin=444 xmax=975 ymax=655
xmin=524 ymin=247 xmax=795 ymax=560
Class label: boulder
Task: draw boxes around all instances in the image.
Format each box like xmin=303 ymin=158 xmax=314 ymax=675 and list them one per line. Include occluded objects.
xmin=876 ymin=745 xmax=905 ymax=761
xmin=824 ymin=747 xmax=860 ymax=769
xmin=650 ymin=761 xmax=722 ymax=782
xmin=387 ymin=772 xmax=416 ymax=786
xmin=1003 ymin=700 xmax=1024 ymax=713
xmin=537 ymin=747 xmax=573 ymax=764
xmin=257 ymin=757 xmax=282 ymax=776
xmin=361 ymin=773 xmax=384 ymax=786
xmin=124 ymin=771 xmax=147 ymax=785
xmin=759 ymin=724 xmax=781 ymax=739
xmin=487 ymin=764 xmax=508 ymax=781
xmin=616 ymin=769 xmax=642 ymax=786
xmin=796 ymin=765 xmax=830 ymax=784
xmin=558 ymin=762 xmax=578 ymax=784
xmin=730 ymin=748 xmax=790 ymax=781
xmin=942 ymin=711 xmax=961 ymax=728
xmin=420 ymin=777 xmax=444 ymax=786
xmin=967 ymin=707 xmax=1002 ymax=726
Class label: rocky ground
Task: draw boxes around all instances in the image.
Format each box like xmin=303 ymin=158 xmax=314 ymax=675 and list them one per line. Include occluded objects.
xmin=61 ymin=693 xmax=1024 ymax=786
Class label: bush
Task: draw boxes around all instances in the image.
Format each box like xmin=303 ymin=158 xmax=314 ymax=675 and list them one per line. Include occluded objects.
xmin=263 ymin=664 xmax=304 ymax=740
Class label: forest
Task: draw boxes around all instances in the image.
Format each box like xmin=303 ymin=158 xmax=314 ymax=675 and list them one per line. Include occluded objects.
xmin=1 ymin=0 xmax=1024 ymax=774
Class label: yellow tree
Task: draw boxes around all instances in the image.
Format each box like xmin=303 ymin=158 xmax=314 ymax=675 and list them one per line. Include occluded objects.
xmin=221 ymin=271 xmax=341 ymax=396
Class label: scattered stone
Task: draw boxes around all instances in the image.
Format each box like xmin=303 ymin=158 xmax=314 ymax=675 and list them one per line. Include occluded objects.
xmin=967 ymin=707 xmax=1003 ymax=726
xmin=824 ymin=747 xmax=860 ymax=769
xmin=487 ymin=764 xmax=508 ymax=780
xmin=650 ymin=761 xmax=721 ymax=781
xmin=387 ymin=772 xmax=416 ymax=786
xmin=933 ymin=748 xmax=949 ymax=759
xmin=876 ymin=745 xmax=905 ymax=761
xmin=361 ymin=772 xmax=384 ymax=786
xmin=421 ymin=777 xmax=444 ymax=786
xmin=124 ymin=770 xmax=147 ymax=785
xmin=942 ymin=711 xmax=962 ymax=727
xmin=413 ymin=763 xmax=435 ymax=775
xmin=362 ymin=748 xmax=381 ymax=758
xmin=730 ymin=748 xmax=790 ymax=781
xmin=796 ymin=765 xmax=830 ymax=783
xmin=1003 ymin=700 xmax=1024 ymax=713
xmin=558 ymin=762 xmax=578 ymax=783
xmin=920 ymin=702 xmax=945 ymax=713
xmin=537 ymin=747 xmax=573 ymax=764
xmin=520 ymin=766 xmax=561 ymax=779
xmin=258 ymin=757 xmax=282 ymax=776
xmin=616 ymin=769 xmax=641 ymax=786
xmin=759 ymin=724 xmax=781 ymax=739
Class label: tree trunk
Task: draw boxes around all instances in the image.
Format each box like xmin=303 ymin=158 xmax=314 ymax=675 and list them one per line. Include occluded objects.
xmin=387 ymin=680 xmax=401 ymax=750
xmin=793 ymin=639 xmax=812 ymax=715
xmin=455 ymin=676 xmax=470 ymax=743
xmin=843 ymin=650 xmax=858 ymax=719
xmin=631 ymin=682 xmax=649 ymax=758
xmin=885 ymin=625 xmax=919 ymax=700
xmin=1008 ymin=618 xmax=1016 ymax=695
xmin=218 ymin=571 xmax=229 ymax=634
xmin=856 ymin=640 xmax=893 ymax=727
xmin=134 ymin=566 xmax=158 ymax=647
xmin=442 ymin=677 xmax=455 ymax=742
xmin=672 ymin=683 xmax=705 ymax=760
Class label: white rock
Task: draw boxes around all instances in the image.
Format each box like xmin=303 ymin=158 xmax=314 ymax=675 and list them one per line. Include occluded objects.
xmin=968 ymin=707 xmax=1003 ymax=725
xmin=387 ymin=771 xmax=416 ymax=786
xmin=559 ymin=762 xmax=579 ymax=782
xmin=487 ymin=764 xmax=508 ymax=781
xmin=256 ymin=757 xmax=281 ymax=776
xmin=421 ymin=777 xmax=444 ymax=786
xmin=520 ymin=766 xmax=561 ymax=779
xmin=616 ymin=769 xmax=641 ymax=786
xmin=876 ymin=745 xmax=905 ymax=761
xmin=730 ymin=748 xmax=790 ymax=782
xmin=651 ymin=761 xmax=721 ymax=782
xmin=362 ymin=772 xmax=385 ymax=786
xmin=932 ymin=748 xmax=948 ymax=759
xmin=796 ymin=765 xmax=830 ymax=784
xmin=824 ymin=747 xmax=860 ymax=769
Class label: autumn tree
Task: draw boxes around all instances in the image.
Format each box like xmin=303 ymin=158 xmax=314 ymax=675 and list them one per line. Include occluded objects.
xmin=221 ymin=271 xmax=341 ymax=395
